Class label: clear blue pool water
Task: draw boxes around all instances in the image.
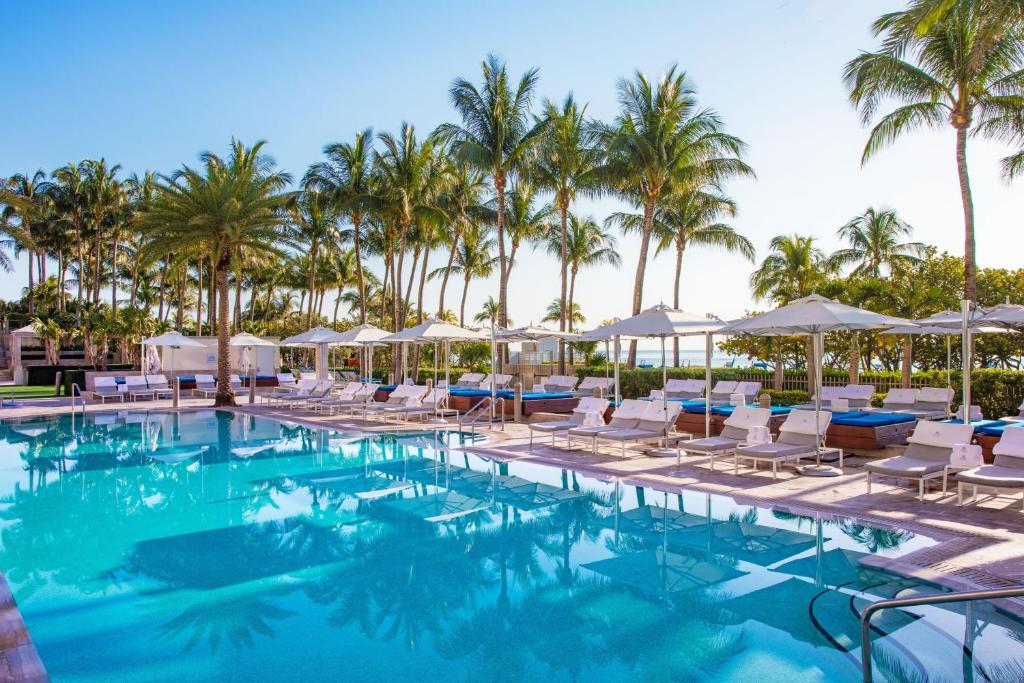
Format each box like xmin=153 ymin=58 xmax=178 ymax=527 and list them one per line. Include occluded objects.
xmin=1 ymin=409 xmax=1022 ymax=682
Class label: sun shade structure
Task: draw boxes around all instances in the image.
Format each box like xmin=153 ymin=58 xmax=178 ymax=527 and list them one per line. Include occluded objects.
xmin=493 ymin=325 xmax=580 ymax=341
xmin=281 ymin=327 xmax=351 ymax=380
xmin=582 ymin=304 xmax=727 ymax=436
xmin=720 ymin=294 xmax=913 ymax=475
xmin=382 ymin=319 xmax=488 ymax=387
xmin=229 ymin=332 xmax=277 ymax=347
xmin=330 ymin=323 xmax=390 ymax=382
xmin=143 ymin=331 xmax=205 ymax=348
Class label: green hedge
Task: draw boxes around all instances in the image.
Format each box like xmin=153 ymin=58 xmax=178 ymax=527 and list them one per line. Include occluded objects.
xmin=61 ymin=365 xmax=135 ymax=396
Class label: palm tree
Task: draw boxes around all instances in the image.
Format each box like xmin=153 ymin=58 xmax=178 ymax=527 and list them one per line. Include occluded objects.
xmin=139 ymin=140 xmax=292 ymax=406
xmin=502 ymin=179 xmax=552 ymax=277
xmin=544 ymin=214 xmax=621 ymax=336
xmin=533 ymin=94 xmax=599 ymax=371
xmin=615 ymin=188 xmax=752 ymax=365
xmin=1 ymin=171 xmax=53 ymax=314
xmin=429 ymin=225 xmax=497 ymax=326
xmin=436 ymin=54 xmax=548 ymax=334
xmin=542 ymin=299 xmax=584 ymax=328
xmin=288 ymin=188 xmax=342 ymax=327
xmin=595 ymin=65 xmax=753 ymax=366
xmin=844 ymin=2 xmax=1024 ymax=301
xmin=750 ymin=234 xmax=835 ymax=391
xmin=473 ymin=296 xmax=502 ymax=327
xmin=831 ymin=207 xmax=926 ymax=277
xmin=80 ymin=159 xmax=124 ymax=307
xmin=304 ymin=128 xmax=374 ymax=323
xmin=373 ymin=123 xmax=445 ymax=332
xmin=434 ymin=160 xmax=487 ymax=317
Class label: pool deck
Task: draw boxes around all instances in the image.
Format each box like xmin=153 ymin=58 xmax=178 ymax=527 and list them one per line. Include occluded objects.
xmin=3 ymin=394 xmax=1024 ymax=677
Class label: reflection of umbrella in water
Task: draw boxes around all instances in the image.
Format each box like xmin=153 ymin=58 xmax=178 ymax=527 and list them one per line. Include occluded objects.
xmin=301 ymin=469 xmax=414 ymax=500
xmin=598 ymin=504 xmax=707 ymax=539
xmin=722 ymin=578 xmax=845 ymax=651
xmin=382 ymin=491 xmax=490 ymax=523
xmin=147 ymin=445 xmax=208 ymax=465
xmin=583 ymin=548 xmax=745 ymax=596
xmin=707 ymin=521 xmax=820 ymax=566
xmin=231 ymin=444 xmax=277 ymax=460
xmin=11 ymin=426 xmax=49 ymax=439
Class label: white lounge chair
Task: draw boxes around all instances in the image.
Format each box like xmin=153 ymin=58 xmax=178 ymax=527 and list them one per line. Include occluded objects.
xmin=528 ymin=397 xmax=609 ymax=447
xmin=229 ymin=374 xmax=244 ymax=392
xmin=733 ymin=410 xmax=836 ymax=480
xmin=840 ymin=384 xmax=875 ymax=409
xmin=304 ymin=382 xmax=360 ymax=411
xmin=542 ymin=375 xmax=579 ymax=393
xmin=1001 ymin=399 xmax=1024 ymax=423
xmin=299 ymin=371 xmax=317 ymax=382
xmin=864 ymin=420 xmax=975 ymax=501
xmin=269 ymin=373 xmax=298 ymax=397
xmin=320 ymin=383 xmax=380 ymax=415
xmin=662 ymin=378 xmax=706 ymax=400
xmin=192 ymin=374 xmax=218 ymax=398
xmin=264 ymin=378 xmax=318 ymax=405
xmin=709 ymin=381 xmax=739 ymax=405
xmin=146 ymin=374 xmax=173 ymax=399
xmin=285 ymin=380 xmax=334 ymax=408
xmin=125 ymin=375 xmax=155 ymax=401
xmin=384 ymin=388 xmax=458 ymax=422
xmin=906 ymin=387 xmax=954 ymax=419
xmin=957 ymin=428 xmax=1024 ymax=510
xmin=881 ymin=388 xmax=919 ymax=413
xmin=89 ymin=376 xmax=124 ymax=403
xmin=355 ymin=384 xmax=429 ymax=419
xmin=454 ymin=373 xmax=485 ymax=388
xmin=477 ymin=374 xmax=512 ymax=391
xmin=594 ymin=400 xmax=684 ymax=457
xmin=574 ymin=377 xmax=614 ymax=397
xmin=672 ymin=406 xmax=772 ymax=469
xmin=567 ymin=399 xmax=648 ymax=452
xmin=734 ymin=382 xmax=762 ymax=404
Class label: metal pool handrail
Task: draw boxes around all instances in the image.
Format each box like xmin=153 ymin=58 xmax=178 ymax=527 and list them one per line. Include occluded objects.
xmin=861 ymin=585 xmax=1024 ymax=682
xmin=70 ymin=382 xmax=85 ymax=417
xmin=459 ymin=396 xmax=506 ymax=434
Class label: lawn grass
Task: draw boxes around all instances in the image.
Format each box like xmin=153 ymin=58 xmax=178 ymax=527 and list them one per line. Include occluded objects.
xmin=0 ymin=385 xmax=63 ymax=399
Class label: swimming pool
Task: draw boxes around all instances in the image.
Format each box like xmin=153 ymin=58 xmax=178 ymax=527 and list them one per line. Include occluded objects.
xmin=1 ymin=409 xmax=1022 ymax=681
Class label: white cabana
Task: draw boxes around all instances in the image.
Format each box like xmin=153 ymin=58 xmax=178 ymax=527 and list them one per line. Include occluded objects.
xmin=581 ymin=304 xmax=726 ymax=437
xmin=142 ymin=332 xmax=206 ymax=404
xmin=230 ymin=333 xmax=277 ymax=401
xmin=720 ymin=294 xmax=913 ymax=475
xmin=333 ymin=323 xmax=391 ymax=381
xmin=280 ymin=327 xmax=350 ymax=380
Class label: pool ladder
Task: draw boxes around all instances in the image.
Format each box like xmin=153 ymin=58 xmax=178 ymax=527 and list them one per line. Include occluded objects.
xmin=459 ymin=396 xmax=506 ymax=435
xmin=70 ymin=382 xmax=85 ymax=417
xmin=860 ymin=584 xmax=1024 ymax=682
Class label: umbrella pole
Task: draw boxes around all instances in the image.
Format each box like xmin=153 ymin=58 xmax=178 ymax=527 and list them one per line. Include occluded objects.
xmin=814 ymin=331 xmax=823 ymax=463
xmin=433 ymin=342 xmax=438 ymax=386
xmin=445 ymin=340 xmax=450 ymax=388
xmin=946 ymin=334 xmax=952 ymax=390
xmin=613 ymin=335 xmax=621 ymax=406
xmin=490 ymin=322 xmax=496 ymax=421
xmin=704 ymin=332 xmax=712 ymax=438
xmin=962 ymin=300 xmax=971 ymax=421
xmin=661 ymin=336 xmax=667 ymax=391
xmin=604 ymin=340 xmax=610 ymax=384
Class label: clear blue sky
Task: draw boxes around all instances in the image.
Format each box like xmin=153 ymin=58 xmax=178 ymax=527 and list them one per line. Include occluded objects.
xmin=3 ymin=0 xmax=1020 ymax=347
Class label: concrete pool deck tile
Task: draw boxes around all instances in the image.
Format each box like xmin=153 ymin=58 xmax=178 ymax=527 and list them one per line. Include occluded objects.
xmin=0 ymin=575 xmax=47 ymax=683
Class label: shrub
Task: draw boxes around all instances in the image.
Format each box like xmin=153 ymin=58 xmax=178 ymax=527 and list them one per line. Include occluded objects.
xmin=762 ymin=389 xmax=810 ymax=406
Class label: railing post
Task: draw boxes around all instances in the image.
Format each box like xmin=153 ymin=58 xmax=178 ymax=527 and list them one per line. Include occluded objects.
xmin=514 ymin=383 xmax=522 ymax=423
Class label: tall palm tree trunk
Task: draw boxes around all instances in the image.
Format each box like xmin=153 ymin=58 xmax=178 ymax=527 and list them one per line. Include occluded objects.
xmin=352 ymin=216 xmax=367 ymax=323
xmin=460 ymin=277 xmax=471 ymax=327
xmin=495 ymin=177 xmax=509 ymax=335
xmin=774 ymin=339 xmax=784 ymax=391
xmin=849 ymin=332 xmax=860 ymax=384
xmin=306 ymin=243 xmax=319 ymax=327
xmin=901 ymin=335 xmax=913 ymax=388
xmin=558 ymin=205 xmax=568 ymax=374
xmin=672 ymin=244 xmax=684 ymax=367
xmin=208 ymin=257 xmax=217 ymax=333
xmin=214 ymin=258 xmax=235 ymax=407
xmin=158 ymin=259 xmax=168 ymax=321
xmin=333 ymin=288 xmax=343 ymax=324
xmin=110 ymin=228 xmax=118 ymax=316
xmin=195 ymin=259 xmax=203 ymax=333
xmin=438 ymin=237 xmax=459 ymax=317
xmin=25 ymin=224 xmax=34 ymax=315
xmin=955 ymin=125 xmax=976 ymax=302
xmin=233 ymin=273 xmax=243 ymax=333
xmin=403 ymin=246 xmax=420 ymax=323
xmin=627 ymin=198 xmax=656 ymax=367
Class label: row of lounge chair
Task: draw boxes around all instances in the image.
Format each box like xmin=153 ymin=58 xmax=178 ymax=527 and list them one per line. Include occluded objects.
xmin=453 ymin=373 xmax=513 ymax=390
xmin=261 ymin=380 xmax=459 ymax=423
xmin=90 ymin=375 xmax=175 ymax=403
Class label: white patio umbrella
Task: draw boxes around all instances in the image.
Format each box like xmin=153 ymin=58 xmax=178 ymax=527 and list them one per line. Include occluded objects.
xmin=333 ymin=323 xmax=391 ymax=381
xmin=280 ymin=327 xmax=349 ymax=380
xmin=230 ymin=333 xmax=277 ymax=403
xmin=142 ymin=332 xmax=206 ymax=406
xmin=581 ymin=304 xmax=726 ymax=437
xmin=495 ymin=325 xmax=581 ymax=394
xmin=382 ymin=319 xmax=486 ymax=387
xmin=719 ymin=294 xmax=913 ymax=475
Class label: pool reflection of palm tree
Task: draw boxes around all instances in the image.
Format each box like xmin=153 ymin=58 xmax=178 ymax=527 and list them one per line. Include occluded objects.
xmin=837 ymin=520 xmax=914 ymax=553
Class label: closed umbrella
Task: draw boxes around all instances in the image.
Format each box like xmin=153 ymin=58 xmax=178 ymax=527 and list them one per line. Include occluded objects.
xmin=720 ymin=294 xmax=913 ymax=475
xmin=230 ymin=333 xmax=278 ymax=403
xmin=581 ymin=304 xmax=725 ymax=437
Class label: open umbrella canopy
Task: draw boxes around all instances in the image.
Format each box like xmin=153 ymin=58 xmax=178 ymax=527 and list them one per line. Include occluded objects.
xmin=719 ymin=294 xmax=912 ymax=336
xmin=494 ymin=325 xmax=580 ymax=341
xmin=581 ymin=304 xmax=725 ymax=340
xmin=381 ymin=318 xmax=487 ymax=342
xmin=916 ymin=308 xmax=989 ymax=328
xmin=333 ymin=323 xmax=391 ymax=344
xmin=229 ymin=332 xmax=277 ymax=347
xmin=978 ymin=303 xmax=1024 ymax=330
xmin=142 ymin=331 xmax=205 ymax=347
xmin=280 ymin=326 xmax=350 ymax=346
